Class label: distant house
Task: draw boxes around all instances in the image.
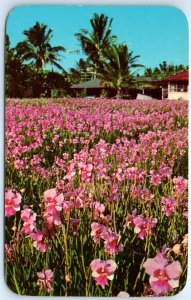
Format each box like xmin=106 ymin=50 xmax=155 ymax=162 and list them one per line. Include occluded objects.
xmin=133 ymin=76 xmax=161 ymax=99
xmin=160 ymin=71 xmax=189 ymax=100
xmin=134 ymin=76 xmax=156 ymax=93
xmin=71 ymin=77 xmax=160 ymax=99
xmin=71 ymin=78 xmax=106 ymax=97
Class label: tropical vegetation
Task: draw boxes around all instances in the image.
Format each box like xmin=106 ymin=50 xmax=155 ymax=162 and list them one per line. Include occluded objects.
xmin=5 ymin=14 xmax=188 ymax=98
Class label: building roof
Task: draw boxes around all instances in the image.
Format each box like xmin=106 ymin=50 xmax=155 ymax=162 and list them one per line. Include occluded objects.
xmin=161 ymin=71 xmax=189 ymax=82
xmin=71 ymin=78 xmax=104 ymax=89
xmin=133 ymin=76 xmax=157 ymax=89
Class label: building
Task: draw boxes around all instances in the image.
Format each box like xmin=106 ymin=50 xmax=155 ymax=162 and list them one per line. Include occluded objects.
xmin=160 ymin=71 xmax=189 ymax=100
xmin=133 ymin=76 xmax=161 ymax=99
xmin=71 ymin=78 xmax=105 ymax=97
xmin=71 ymin=77 xmax=159 ymax=99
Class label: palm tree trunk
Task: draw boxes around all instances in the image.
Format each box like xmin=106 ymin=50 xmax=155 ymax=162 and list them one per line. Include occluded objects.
xmin=116 ymin=87 xmax=122 ymax=98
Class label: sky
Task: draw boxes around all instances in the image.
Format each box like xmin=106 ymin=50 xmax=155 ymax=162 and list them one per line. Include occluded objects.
xmin=6 ymin=5 xmax=189 ymax=72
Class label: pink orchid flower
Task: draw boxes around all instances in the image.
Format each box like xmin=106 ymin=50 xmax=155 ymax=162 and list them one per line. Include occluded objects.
xmin=104 ymin=231 xmax=123 ymax=254
xmin=37 ymin=269 xmax=54 ymax=293
xmin=21 ymin=208 xmax=37 ymax=234
xmin=173 ymin=176 xmax=188 ymax=193
xmin=90 ymin=259 xmax=117 ymax=288
xmin=91 ymin=222 xmax=107 ymax=243
xmin=44 ymin=188 xmax=64 ymax=213
xmin=63 ymin=200 xmax=74 ymax=212
xmin=5 ymin=189 xmax=21 ymax=217
xmin=80 ymin=163 xmax=93 ymax=182
xmin=151 ymin=173 xmax=162 ymax=186
xmin=161 ymin=197 xmax=176 ymax=217
xmin=144 ymin=252 xmax=182 ymax=296
xmin=133 ymin=216 xmax=157 ymax=239
xmin=43 ymin=210 xmax=61 ymax=227
xmin=91 ymin=201 xmax=105 ymax=218
xmin=30 ymin=230 xmax=47 ymax=252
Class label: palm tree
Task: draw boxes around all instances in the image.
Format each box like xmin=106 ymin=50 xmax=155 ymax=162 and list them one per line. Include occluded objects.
xmin=146 ymin=61 xmax=189 ymax=80
xmin=69 ymin=58 xmax=93 ymax=83
xmin=96 ymin=43 xmax=143 ymax=96
xmin=144 ymin=67 xmax=155 ymax=77
xmin=173 ymin=64 xmax=188 ymax=74
xmin=16 ymin=22 xmax=66 ymax=72
xmin=75 ymin=13 xmax=116 ymax=71
xmin=154 ymin=61 xmax=174 ymax=79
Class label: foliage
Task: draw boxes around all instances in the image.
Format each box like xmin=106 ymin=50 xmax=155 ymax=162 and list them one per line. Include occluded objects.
xmin=68 ymin=59 xmax=93 ymax=84
xmin=144 ymin=61 xmax=188 ymax=80
xmin=5 ymin=35 xmax=34 ymax=98
xmin=96 ymin=44 xmax=143 ymax=94
xmin=16 ymin=22 xmax=66 ymax=72
xmin=75 ymin=15 xmax=143 ymax=95
xmin=75 ymin=13 xmax=116 ymax=67
xmin=5 ymin=16 xmax=189 ymax=98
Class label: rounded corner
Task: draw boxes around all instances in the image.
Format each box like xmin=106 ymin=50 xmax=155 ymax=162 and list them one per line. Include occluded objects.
xmin=172 ymin=274 xmax=189 ymax=298
xmin=4 ymin=276 xmax=22 ymax=296
xmin=167 ymin=5 xmax=189 ymax=29
xmin=5 ymin=5 xmax=26 ymax=30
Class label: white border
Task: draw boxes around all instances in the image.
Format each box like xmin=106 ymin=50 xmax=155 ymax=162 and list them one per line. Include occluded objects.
xmin=0 ymin=1 xmax=190 ymax=299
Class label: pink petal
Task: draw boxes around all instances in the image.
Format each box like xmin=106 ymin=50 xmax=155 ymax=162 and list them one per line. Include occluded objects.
xmin=37 ymin=272 xmax=45 ymax=279
xmin=13 ymin=196 xmax=22 ymax=204
xmin=150 ymin=279 xmax=172 ymax=296
xmin=143 ymin=258 xmax=162 ymax=275
xmin=45 ymin=269 xmax=53 ymax=279
xmin=5 ymin=189 xmax=15 ymax=199
xmin=90 ymin=259 xmax=102 ymax=271
xmin=166 ymin=261 xmax=182 ymax=279
xmin=154 ymin=252 xmax=168 ymax=267
xmin=5 ymin=207 xmax=16 ymax=217
xmin=44 ymin=189 xmax=57 ymax=200
xmin=105 ymin=259 xmax=117 ymax=273
xmin=95 ymin=275 xmax=108 ymax=288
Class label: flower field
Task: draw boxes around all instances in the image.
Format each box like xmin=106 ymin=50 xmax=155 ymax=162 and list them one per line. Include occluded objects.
xmin=5 ymin=98 xmax=188 ymax=296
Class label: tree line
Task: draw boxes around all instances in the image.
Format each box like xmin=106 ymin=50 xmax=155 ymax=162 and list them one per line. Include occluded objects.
xmin=5 ymin=14 xmax=188 ymax=98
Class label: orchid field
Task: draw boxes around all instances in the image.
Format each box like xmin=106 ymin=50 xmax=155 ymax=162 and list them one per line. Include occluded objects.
xmin=5 ymin=98 xmax=188 ymax=296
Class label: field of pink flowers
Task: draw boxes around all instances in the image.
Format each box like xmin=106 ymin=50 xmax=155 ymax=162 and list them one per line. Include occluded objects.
xmin=5 ymin=98 xmax=188 ymax=296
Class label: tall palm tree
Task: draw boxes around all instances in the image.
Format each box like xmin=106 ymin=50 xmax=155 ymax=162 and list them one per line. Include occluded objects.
xmin=75 ymin=13 xmax=116 ymax=69
xmin=96 ymin=43 xmax=143 ymax=96
xmin=69 ymin=58 xmax=93 ymax=83
xmin=16 ymin=22 xmax=66 ymax=71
